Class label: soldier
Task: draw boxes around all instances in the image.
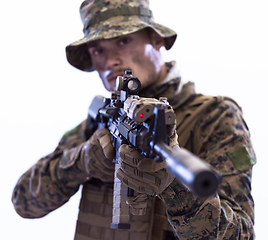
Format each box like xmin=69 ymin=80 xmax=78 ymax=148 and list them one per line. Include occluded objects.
xmin=12 ymin=0 xmax=256 ymax=239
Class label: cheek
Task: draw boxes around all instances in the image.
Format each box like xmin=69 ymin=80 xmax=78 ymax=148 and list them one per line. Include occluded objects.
xmin=129 ymin=45 xmax=162 ymax=90
xmin=131 ymin=45 xmax=157 ymax=69
xmin=98 ymin=73 xmax=111 ymax=91
xmin=91 ymin=58 xmax=105 ymax=71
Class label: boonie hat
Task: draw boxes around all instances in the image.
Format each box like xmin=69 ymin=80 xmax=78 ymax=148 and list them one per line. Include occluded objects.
xmin=66 ymin=0 xmax=177 ymax=72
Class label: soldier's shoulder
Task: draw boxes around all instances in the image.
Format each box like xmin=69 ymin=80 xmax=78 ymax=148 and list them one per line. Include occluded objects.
xmin=59 ymin=119 xmax=88 ymax=148
xmin=198 ymin=95 xmax=243 ymax=122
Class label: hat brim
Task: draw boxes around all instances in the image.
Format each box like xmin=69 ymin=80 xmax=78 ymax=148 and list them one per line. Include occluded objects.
xmin=66 ymin=15 xmax=177 ymax=72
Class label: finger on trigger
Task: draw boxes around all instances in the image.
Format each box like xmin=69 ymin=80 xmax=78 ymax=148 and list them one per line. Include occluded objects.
xmin=95 ymin=129 xmax=115 ymax=159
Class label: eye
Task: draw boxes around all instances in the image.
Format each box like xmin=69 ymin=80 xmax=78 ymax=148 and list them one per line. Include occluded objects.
xmin=118 ymin=37 xmax=131 ymax=46
xmin=88 ymin=46 xmax=103 ymax=57
xmin=91 ymin=48 xmax=103 ymax=56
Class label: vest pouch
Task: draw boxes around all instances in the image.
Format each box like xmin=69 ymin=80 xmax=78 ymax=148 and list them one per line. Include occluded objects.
xmin=74 ymin=181 xmax=175 ymax=240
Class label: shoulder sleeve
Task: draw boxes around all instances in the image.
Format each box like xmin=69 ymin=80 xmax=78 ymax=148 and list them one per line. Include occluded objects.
xmin=195 ymin=98 xmax=256 ymax=173
xmin=11 ymin=120 xmax=89 ymax=218
xmin=159 ymin=99 xmax=256 ymax=239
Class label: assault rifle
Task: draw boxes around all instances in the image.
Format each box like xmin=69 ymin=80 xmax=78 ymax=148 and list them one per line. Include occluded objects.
xmin=88 ymin=70 xmax=221 ymax=229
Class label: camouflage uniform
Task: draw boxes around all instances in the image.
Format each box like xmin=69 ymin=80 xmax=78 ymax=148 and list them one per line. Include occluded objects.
xmin=12 ymin=61 xmax=256 ymax=239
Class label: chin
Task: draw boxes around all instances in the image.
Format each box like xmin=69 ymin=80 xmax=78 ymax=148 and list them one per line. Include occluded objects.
xmin=105 ymin=81 xmax=116 ymax=91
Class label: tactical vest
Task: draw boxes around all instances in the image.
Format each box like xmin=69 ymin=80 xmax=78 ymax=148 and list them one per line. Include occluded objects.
xmin=74 ymin=95 xmax=227 ymax=240
xmin=74 ymin=181 xmax=174 ymax=240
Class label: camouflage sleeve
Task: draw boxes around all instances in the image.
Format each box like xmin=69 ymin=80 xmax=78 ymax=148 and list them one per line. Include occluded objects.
xmin=11 ymin=120 xmax=90 ymax=218
xmin=159 ymin=99 xmax=256 ymax=239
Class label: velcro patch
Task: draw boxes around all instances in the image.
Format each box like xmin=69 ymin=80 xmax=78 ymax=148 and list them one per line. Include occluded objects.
xmin=227 ymin=145 xmax=256 ymax=171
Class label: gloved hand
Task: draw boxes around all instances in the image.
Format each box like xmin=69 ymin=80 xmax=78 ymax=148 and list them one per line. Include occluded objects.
xmin=79 ymin=128 xmax=115 ymax=182
xmin=116 ymin=144 xmax=175 ymax=196
xmin=115 ymin=118 xmax=178 ymax=194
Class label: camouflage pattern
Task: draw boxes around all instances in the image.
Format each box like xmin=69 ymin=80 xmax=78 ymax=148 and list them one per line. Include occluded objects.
xmin=11 ymin=120 xmax=90 ymax=218
xmin=158 ymin=77 xmax=256 ymax=239
xmin=66 ymin=0 xmax=177 ymax=72
xmin=11 ymin=61 xmax=255 ymax=239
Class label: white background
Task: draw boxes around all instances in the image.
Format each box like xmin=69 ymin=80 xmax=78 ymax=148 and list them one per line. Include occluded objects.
xmin=1 ymin=0 xmax=267 ymax=239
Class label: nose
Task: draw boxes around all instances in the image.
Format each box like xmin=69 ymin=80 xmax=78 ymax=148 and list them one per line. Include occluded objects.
xmin=105 ymin=49 xmax=121 ymax=69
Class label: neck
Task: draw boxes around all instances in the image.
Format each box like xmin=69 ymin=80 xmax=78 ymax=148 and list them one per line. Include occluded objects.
xmin=144 ymin=63 xmax=167 ymax=93
xmin=156 ymin=63 xmax=168 ymax=86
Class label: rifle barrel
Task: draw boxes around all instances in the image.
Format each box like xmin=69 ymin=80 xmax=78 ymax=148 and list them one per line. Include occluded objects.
xmin=154 ymin=143 xmax=220 ymax=197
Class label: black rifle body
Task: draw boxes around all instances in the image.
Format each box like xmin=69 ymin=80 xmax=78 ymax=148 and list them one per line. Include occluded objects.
xmin=87 ymin=72 xmax=221 ymax=229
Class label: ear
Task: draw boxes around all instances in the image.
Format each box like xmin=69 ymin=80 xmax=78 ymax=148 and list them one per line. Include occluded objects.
xmin=149 ymin=30 xmax=165 ymax=51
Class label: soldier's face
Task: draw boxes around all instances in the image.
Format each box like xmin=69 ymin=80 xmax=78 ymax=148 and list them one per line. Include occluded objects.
xmin=88 ymin=29 xmax=165 ymax=92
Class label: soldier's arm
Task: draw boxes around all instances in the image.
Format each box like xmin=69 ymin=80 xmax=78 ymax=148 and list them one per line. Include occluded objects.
xmin=159 ymin=99 xmax=256 ymax=239
xmin=11 ymin=121 xmax=89 ymax=218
